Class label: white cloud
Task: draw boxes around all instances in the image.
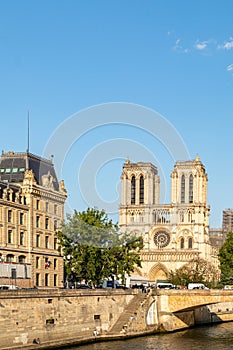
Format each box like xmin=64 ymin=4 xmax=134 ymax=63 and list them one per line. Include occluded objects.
xmin=173 ymin=38 xmax=189 ymax=53
xmin=218 ymin=37 xmax=233 ymax=50
xmin=194 ymin=41 xmax=208 ymax=50
xmin=224 ymin=40 xmax=233 ymax=50
xmin=227 ymin=63 xmax=233 ymax=72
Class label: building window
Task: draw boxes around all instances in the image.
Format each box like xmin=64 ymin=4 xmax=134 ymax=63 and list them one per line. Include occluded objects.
xmin=36 ymin=199 xmax=40 ymax=210
xmin=54 ymin=220 xmax=57 ymax=231
xmin=45 ymin=257 xmax=51 ymax=269
xmin=54 ymin=204 xmax=57 ymax=215
xmin=6 ymin=254 xmax=14 ymax=262
xmin=36 ymin=257 xmax=40 ymax=268
xmin=45 ymin=218 xmax=49 ymax=230
xmin=11 ymin=268 xmax=16 ymax=279
xmin=45 ymin=236 xmax=49 ymax=249
xmin=180 ymin=237 xmax=184 ymax=249
xmin=54 ymin=274 xmax=57 ymax=287
xmin=54 ymin=238 xmax=57 ymax=250
xmin=12 ymin=192 xmax=16 ymax=202
xmin=188 ymin=238 xmax=193 ymax=249
xmin=189 ymin=174 xmax=193 ymax=203
xmin=131 ymin=176 xmax=136 ymax=204
xmin=54 ymin=258 xmax=57 ymax=270
xmin=45 ymin=202 xmax=49 ymax=212
xmin=188 ymin=212 xmax=193 ymax=223
xmin=36 ymin=234 xmax=40 ymax=248
xmin=36 ymin=273 xmax=40 ymax=286
xmin=8 ymin=230 xmax=12 ymax=243
xmin=20 ymin=212 xmax=24 ymax=225
xmin=36 ymin=215 xmax=40 ymax=228
xmin=8 ymin=210 xmax=12 ymax=223
xmin=181 ymin=175 xmax=185 ymax=203
xmin=45 ymin=273 xmax=49 ymax=287
xmin=139 ymin=175 xmax=144 ymax=204
xmin=180 ymin=212 xmax=184 ymax=223
xmin=20 ymin=232 xmax=24 ymax=245
xmin=18 ymin=255 xmax=25 ymax=263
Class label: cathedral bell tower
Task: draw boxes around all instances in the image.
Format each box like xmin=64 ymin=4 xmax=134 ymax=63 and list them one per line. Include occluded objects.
xmin=119 ymin=160 xmax=160 ymax=231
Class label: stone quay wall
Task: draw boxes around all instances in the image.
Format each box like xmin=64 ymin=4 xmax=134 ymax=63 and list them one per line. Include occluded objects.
xmin=1 ymin=288 xmax=233 ymax=350
xmin=0 ymin=288 xmax=152 ymax=350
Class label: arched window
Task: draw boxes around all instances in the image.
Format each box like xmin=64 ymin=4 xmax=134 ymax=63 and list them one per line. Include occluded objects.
xmin=18 ymin=255 xmax=26 ymax=264
xmin=180 ymin=237 xmax=184 ymax=249
xmin=188 ymin=237 xmax=193 ymax=249
xmin=131 ymin=176 xmax=136 ymax=204
xmin=181 ymin=175 xmax=185 ymax=203
xmin=180 ymin=212 xmax=184 ymax=223
xmin=189 ymin=174 xmax=193 ymax=203
xmin=130 ymin=212 xmax=134 ymax=223
xmin=139 ymin=176 xmax=144 ymax=204
xmin=6 ymin=254 xmax=14 ymax=263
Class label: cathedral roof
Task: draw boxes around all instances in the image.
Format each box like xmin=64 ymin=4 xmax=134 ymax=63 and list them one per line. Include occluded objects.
xmin=0 ymin=151 xmax=59 ymax=191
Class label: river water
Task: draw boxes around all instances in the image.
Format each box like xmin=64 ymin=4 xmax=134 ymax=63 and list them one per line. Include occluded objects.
xmin=64 ymin=322 xmax=233 ymax=350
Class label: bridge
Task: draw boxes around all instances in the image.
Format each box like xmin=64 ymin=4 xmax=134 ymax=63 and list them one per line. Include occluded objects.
xmin=149 ymin=289 xmax=233 ymax=331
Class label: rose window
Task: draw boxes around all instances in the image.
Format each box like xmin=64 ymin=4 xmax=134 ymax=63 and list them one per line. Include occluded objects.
xmin=154 ymin=231 xmax=170 ymax=248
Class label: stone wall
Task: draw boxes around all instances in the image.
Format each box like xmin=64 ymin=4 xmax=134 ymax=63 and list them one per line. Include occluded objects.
xmin=0 ymin=289 xmax=137 ymax=349
xmin=1 ymin=288 xmax=233 ymax=349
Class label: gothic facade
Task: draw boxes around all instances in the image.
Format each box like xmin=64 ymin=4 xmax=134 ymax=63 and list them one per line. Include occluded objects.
xmin=119 ymin=156 xmax=219 ymax=282
xmin=0 ymin=151 xmax=67 ymax=288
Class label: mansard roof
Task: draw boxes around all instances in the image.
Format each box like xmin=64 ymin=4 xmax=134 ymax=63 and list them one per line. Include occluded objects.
xmin=0 ymin=151 xmax=59 ymax=191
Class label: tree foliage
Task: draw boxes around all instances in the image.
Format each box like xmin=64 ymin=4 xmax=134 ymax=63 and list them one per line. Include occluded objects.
xmin=168 ymin=257 xmax=219 ymax=287
xmin=57 ymin=208 xmax=143 ymax=287
xmin=218 ymin=231 xmax=233 ymax=285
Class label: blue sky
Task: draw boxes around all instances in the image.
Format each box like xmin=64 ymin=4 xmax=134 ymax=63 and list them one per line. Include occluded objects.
xmin=0 ymin=1 xmax=233 ymax=227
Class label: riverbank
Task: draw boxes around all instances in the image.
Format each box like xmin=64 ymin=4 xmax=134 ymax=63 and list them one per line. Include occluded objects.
xmin=0 ymin=289 xmax=233 ymax=350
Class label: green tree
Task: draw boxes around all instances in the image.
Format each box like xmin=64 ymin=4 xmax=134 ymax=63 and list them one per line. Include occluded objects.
xmin=218 ymin=231 xmax=233 ymax=285
xmin=168 ymin=257 xmax=219 ymax=288
xmin=57 ymin=208 xmax=143 ymax=287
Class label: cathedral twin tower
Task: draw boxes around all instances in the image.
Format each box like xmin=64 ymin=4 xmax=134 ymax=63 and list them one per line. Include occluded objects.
xmin=119 ymin=155 xmax=218 ymax=282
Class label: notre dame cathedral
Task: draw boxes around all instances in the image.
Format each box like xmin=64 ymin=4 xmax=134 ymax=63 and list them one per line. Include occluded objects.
xmin=119 ymin=155 xmax=219 ymax=282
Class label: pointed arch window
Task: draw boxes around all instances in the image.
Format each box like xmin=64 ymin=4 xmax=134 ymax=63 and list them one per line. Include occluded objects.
xmin=181 ymin=175 xmax=185 ymax=203
xmin=180 ymin=237 xmax=184 ymax=249
xmin=180 ymin=212 xmax=184 ymax=223
xmin=139 ymin=176 xmax=144 ymax=204
xmin=188 ymin=237 xmax=193 ymax=249
xmin=189 ymin=174 xmax=193 ymax=203
xmin=131 ymin=176 xmax=136 ymax=204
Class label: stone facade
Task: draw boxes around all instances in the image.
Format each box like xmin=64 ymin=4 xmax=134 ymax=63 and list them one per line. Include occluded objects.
xmin=0 ymin=151 xmax=67 ymax=288
xmin=119 ymin=156 xmax=219 ymax=282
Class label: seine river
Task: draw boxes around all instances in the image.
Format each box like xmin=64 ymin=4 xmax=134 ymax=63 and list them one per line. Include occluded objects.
xmin=64 ymin=323 xmax=233 ymax=350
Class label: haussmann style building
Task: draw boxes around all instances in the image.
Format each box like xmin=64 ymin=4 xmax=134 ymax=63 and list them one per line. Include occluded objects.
xmin=0 ymin=151 xmax=67 ymax=288
xmin=119 ymin=155 xmax=219 ymax=283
